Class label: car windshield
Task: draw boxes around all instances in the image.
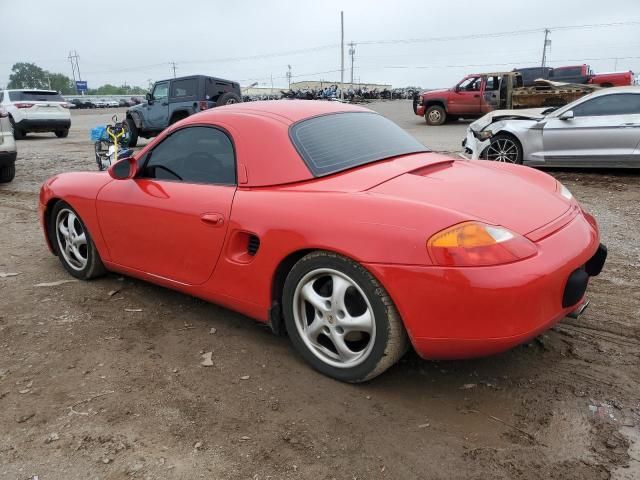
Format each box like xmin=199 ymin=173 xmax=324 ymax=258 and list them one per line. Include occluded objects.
xmin=9 ymin=91 xmax=65 ymax=102
xmin=289 ymin=112 xmax=428 ymax=177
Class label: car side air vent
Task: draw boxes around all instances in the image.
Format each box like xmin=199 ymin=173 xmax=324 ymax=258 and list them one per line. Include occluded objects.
xmin=247 ymin=235 xmax=260 ymax=256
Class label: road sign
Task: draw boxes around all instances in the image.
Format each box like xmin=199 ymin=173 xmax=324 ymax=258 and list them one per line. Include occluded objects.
xmin=75 ymin=81 xmax=88 ymax=93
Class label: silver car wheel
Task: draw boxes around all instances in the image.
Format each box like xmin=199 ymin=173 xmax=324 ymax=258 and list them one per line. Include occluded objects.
xmin=292 ymin=268 xmax=376 ymax=369
xmin=55 ymin=208 xmax=88 ymax=271
xmin=428 ymin=109 xmax=442 ymax=123
xmin=485 ymin=138 xmax=519 ymax=163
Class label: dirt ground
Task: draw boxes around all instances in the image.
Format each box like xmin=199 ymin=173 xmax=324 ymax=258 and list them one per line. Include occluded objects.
xmin=1 ymin=101 xmax=639 ymax=480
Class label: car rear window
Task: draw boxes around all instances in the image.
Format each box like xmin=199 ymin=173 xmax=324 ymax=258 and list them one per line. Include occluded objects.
xmin=289 ymin=112 xmax=428 ymax=177
xmin=9 ymin=91 xmax=65 ymax=102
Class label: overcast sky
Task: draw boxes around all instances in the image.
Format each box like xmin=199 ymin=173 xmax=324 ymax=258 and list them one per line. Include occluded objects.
xmin=1 ymin=0 xmax=639 ymax=90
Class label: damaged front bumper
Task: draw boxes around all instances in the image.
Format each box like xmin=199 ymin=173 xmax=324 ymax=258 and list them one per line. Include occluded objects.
xmin=462 ymin=129 xmax=491 ymax=160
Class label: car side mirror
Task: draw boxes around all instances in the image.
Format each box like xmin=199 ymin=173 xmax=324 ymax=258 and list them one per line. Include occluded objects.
xmin=454 ymin=85 xmax=460 ymax=93
xmin=108 ymin=156 xmax=138 ymax=180
xmin=145 ymin=92 xmax=154 ymax=104
xmin=559 ymin=110 xmax=574 ymax=120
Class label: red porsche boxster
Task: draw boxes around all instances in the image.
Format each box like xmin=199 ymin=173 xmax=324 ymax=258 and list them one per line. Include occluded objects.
xmin=39 ymin=101 xmax=606 ymax=382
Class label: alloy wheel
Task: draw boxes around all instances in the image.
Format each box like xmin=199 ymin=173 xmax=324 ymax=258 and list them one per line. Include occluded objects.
xmin=292 ymin=268 xmax=376 ymax=369
xmin=55 ymin=208 xmax=88 ymax=271
xmin=485 ymin=138 xmax=519 ymax=163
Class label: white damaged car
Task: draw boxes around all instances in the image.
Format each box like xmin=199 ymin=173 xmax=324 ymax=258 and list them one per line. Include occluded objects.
xmin=463 ymin=86 xmax=640 ymax=168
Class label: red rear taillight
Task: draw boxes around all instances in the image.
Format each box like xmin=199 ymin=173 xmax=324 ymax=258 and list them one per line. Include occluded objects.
xmin=198 ymin=101 xmax=209 ymax=111
xmin=427 ymin=222 xmax=537 ymax=267
xmin=14 ymin=103 xmax=34 ymax=109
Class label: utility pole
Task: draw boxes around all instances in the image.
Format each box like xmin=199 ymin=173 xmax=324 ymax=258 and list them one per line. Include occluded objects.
xmin=340 ymin=11 xmax=344 ymax=100
xmin=348 ymin=42 xmax=356 ymax=85
xmin=170 ymin=62 xmax=177 ymax=78
xmin=286 ymin=65 xmax=292 ymax=90
xmin=540 ymin=29 xmax=551 ymax=67
xmin=68 ymin=50 xmax=82 ymax=94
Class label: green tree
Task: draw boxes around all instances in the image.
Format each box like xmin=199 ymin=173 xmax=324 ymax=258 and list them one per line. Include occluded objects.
xmin=48 ymin=72 xmax=75 ymax=95
xmin=7 ymin=62 xmax=48 ymax=89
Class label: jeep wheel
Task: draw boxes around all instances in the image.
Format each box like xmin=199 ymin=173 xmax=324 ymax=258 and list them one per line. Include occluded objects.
xmin=425 ymin=105 xmax=446 ymax=126
xmin=216 ymin=92 xmax=242 ymax=106
xmin=126 ymin=117 xmax=139 ymax=147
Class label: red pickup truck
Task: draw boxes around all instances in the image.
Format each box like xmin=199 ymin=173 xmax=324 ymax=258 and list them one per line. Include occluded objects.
xmin=552 ymin=64 xmax=634 ymax=87
xmin=414 ymin=72 xmax=516 ymax=126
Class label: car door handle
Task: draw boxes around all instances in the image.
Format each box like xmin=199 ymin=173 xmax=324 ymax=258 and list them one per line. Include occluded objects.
xmin=621 ymin=123 xmax=639 ymax=127
xmin=200 ymin=213 xmax=225 ymax=227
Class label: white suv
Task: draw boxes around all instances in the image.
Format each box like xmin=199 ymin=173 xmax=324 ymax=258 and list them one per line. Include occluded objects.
xmin=0 ymin=106 xmax=17 ymax=182
xmin=0 ymin=89 xmax=71 ymax=139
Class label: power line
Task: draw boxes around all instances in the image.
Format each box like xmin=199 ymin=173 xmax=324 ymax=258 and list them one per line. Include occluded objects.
xmin=355 ymin=21 xmax=640 ymax=46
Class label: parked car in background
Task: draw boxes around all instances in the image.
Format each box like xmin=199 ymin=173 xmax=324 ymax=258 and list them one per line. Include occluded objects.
xmin=1 ymin=89 xmax=71 ymax=139
xmin=125 ymin=75 xmax=242 ymax=146
xmin=39 ymin=101 xmax=606 ymax=382
xmin=106 ymin=99 xmax=119 ymax=108
xmin=414 ymin=72 xmax=522 ymax=125
xmin=463 ymin=86 xmax=640 ymax=167
xmin=515 ymin=64 xmax=634 ymax=87
xmin=68 ymin=98 xmax=95 ymax=109
xmin=0 ymin=106 xmax=17 ymax=182
xmin=92 ymin=99 xmax=107 ymax=108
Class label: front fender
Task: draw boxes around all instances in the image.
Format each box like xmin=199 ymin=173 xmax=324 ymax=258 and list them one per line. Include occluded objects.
xmin=39 ymin=172 xmax=113 ymax=261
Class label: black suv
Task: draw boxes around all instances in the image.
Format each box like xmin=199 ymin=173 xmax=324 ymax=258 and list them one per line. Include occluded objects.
xmin=125 ymin=75 xmax=242 ymax=146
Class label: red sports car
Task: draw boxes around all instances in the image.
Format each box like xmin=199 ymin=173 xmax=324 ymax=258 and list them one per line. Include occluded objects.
xmin=39 ymin=101 xmax=606 ymax=382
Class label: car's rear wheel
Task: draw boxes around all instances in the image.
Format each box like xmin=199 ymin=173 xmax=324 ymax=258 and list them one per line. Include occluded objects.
xmin=9 ymin=117 xmax=25 ymax=140
xmin=49 ymin=202 xmax=106 ymax=280
xmin=482 ymin=133 xmax=523 ymax=164
xmin=282 ymin=251 xmax=408 ymax=382
xmin=216 ymin=92 xmax=242 ymax=106
xmin=55 ymin=129 xmax=69 ymax=138
xmin=0 ymin=164 xmax=15 ymax=183
xmin=425 ymin=105 xmax=446 ymax=126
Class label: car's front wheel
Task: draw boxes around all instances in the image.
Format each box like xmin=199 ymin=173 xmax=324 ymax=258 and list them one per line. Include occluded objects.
xmin=482 ymin=133 xmax=523 ymax=164
xmin=125 ymin=117 xmax=139 ymax=147
xmin=55 ymin=129 xmax=69 ymax=138
xmin=49 ymin=201 xmax=106 ymax=280
xmin=282 ymin=251 xmax=408 ymax=382
xmin=425 ymin=105 xmax=446 ymax=126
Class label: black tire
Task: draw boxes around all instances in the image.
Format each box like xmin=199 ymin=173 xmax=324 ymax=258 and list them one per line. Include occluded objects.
xmin=0 ymin=164 xmax=15 ymax=183
xmin=216 ymin=92 xmax=242 ymax=106
xmin=9 ymin=117 xmax=25 ymax=140
xmin=425 ymin=105 xmax=446 ymax=126
xmin=282 ymin=251 xmax=408 ymax=383
xmin=48 ymin=201 xmax=107 ymax=280
xmin=126 ymin=117 xmax=138 ymax=147
xmin=55 ymin=129 xmax=69 ymax=138
xmin=481 ymin=133 xmax=523 ymax=164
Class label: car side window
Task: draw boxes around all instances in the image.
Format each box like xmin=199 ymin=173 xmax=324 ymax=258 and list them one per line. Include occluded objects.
xmin=485 ymin=76 xmax=499 ymax=91
xmin=170 ymin=78 xmax=197 ymax=98
xmin=458 ymin=77 xmax=481 ymax=92
xmin=152 ymin=82 xmax=169 ymax=101
xmin=141 ymin=126 xmax=236 ymax=185
xmin=572 ymin=94 xmax=640 ymax=117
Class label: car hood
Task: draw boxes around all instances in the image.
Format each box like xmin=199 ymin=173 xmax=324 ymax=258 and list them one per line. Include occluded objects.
xmin=470 ymin=108 xmax=548 ymax=132
xmin=420 ymin=88 xmax=450 ymax=97
xmin=368 ymin=159 xmax=570 ymax=236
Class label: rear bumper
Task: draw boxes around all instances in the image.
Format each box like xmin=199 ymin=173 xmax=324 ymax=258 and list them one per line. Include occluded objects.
xmin=364 ymin=212 xmax=603 ymax=360
xmin=15 ymin=118 xmax=71 ymax=132
xmin=0 ymin=150 xmax=17 ymax=167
